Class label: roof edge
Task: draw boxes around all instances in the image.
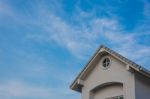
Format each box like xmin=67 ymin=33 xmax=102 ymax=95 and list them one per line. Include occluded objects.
xmin=70 ymin=45 xmax=104 ymax=91
xmin=70 ymin=45 xmax=150 ymax=92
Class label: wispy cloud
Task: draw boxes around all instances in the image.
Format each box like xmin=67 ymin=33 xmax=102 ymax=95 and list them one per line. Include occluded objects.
xmin=22 ymin=1 xmax=150 ymax=68
xmin=0 ymin=1 xmax=13 ymax=17
xmin=138 ymin=0 xmax=150 ymax=35
xmin=144 ymin=0 xmax=150 ymax=18
xmin=0 ymin=80 xmax=52 ymax=99
xmin=1 ymin=0 xmax=149 ymax=64
xmin=26 ymin=9 xmax=123 ymax=59
xmin=0 ymin=1 xmax=150 ymax=98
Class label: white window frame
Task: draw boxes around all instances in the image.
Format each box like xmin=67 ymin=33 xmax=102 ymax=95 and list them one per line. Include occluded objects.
xmin=102 ymin=57 xmax=111 ymax=70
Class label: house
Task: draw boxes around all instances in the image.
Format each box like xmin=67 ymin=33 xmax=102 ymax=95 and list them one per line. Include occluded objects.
xmin=70 ymin=45 xmax=150 ymax=99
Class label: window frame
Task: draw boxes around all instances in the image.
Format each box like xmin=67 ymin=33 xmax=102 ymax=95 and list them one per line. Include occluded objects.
xmin=105 ymin=95 xmax=123 ymax=99
xmin=102 ymin=57 xmax=111 ymax=70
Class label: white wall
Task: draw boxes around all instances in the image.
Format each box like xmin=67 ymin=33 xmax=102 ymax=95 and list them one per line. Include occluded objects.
xmin=93 ymin=84 xmax=123 ymax=99
xmin=81 ymin=54 xmax=135 ymax=99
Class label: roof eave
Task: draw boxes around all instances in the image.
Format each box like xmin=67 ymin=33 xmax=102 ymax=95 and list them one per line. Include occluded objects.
xmin=70 ymin=45 xmax=150 ymax=92
xmin=70 ymin=45 xmax=105 ymax=92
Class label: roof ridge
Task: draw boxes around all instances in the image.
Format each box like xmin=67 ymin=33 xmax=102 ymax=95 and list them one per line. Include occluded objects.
xmin=101 ymin=45 xmax=150 ymax=73
xmin=70 ymin=44 xmax=150 ymax=92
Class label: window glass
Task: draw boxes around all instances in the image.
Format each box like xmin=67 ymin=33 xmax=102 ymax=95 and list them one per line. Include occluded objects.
xmin=102 ymin=57 xmax=111 ymax=69
xmin=105 ymin=95 xmax=123 ymax=99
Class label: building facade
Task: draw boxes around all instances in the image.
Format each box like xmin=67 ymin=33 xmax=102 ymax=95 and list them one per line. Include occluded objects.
xmin=70 ymin=45 xmax=150 ymax=99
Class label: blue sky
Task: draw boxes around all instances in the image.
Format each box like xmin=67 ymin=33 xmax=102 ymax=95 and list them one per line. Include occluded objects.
xmin=0 ymin=0 xmax=150 ymax=99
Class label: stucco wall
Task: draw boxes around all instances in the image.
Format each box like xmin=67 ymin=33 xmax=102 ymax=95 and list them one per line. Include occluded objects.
xmin=81 ymin=54 xmax=135 ymax=99
xmin=93 ymin=84 xmax=123 ymax=99
xmin=135 ymin=73 xmax=150 ymax=99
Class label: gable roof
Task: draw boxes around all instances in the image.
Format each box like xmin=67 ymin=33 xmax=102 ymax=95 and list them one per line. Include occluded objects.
xmin=70 ymin=45 xmax=150 ymax=92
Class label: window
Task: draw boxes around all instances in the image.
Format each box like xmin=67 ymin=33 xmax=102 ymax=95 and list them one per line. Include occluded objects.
xmin=105 ymin=95 xmax=123 ymax=99
xmin=102 ymin=57 xmax=111 ymax=69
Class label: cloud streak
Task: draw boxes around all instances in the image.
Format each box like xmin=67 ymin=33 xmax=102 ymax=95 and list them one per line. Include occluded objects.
xmin=0 ymin=80 xmax=52 ymax=99
xmin=0 ymin=0 xmax=150 ymax=99
xmin=21 ymin=0 xmax=150 ymax=68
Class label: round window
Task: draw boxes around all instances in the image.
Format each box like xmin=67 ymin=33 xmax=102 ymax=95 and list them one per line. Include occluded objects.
xmin=102 ymin=57 xmax=111 ymax=69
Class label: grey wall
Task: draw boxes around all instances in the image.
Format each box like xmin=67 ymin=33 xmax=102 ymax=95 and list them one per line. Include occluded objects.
xmin=135 ymin=73 xmax=150 ymax=99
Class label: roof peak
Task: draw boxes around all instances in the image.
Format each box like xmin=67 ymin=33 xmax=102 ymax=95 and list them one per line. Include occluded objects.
xmin=100 ymin=44 xmax=150 ymax=73
xmin=70 ymin=44 xmax=150 ymax=92
xmin=99 ymin=45 xmax=150 ymax=70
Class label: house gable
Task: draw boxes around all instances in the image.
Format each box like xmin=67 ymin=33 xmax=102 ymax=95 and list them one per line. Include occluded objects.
xmin=70 ymin=45 xmax=150 ymax=92
xmin=81 ymin=53 xmax=135 ymax=99
xmin=83 ymin=54 xmax=127 ymax=88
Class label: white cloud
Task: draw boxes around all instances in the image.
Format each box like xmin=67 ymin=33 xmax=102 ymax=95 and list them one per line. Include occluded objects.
xmin=0 ymin=80 xmax=52 ymax=99
xmin=0 ymin=1 xmax=13 ymax=17
xmin=134 ymin=0 xmax=150 ymax=35
xmin=23 ymin=3 xmax=150 ymax=69
xmin=1 ymin=0 xmax=150 ymax=66
xmin=144 ymin=0 xmax=150 ymax=18
xmin=26 ymin=10 xmax=123 ymax=59
xmin=0 ymin=1 xmax=150 ymax=99
xmin=0 ymin=0 xmax=123 ymax=59
xmin=0 ymin=79 xmax=79 ymax=99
